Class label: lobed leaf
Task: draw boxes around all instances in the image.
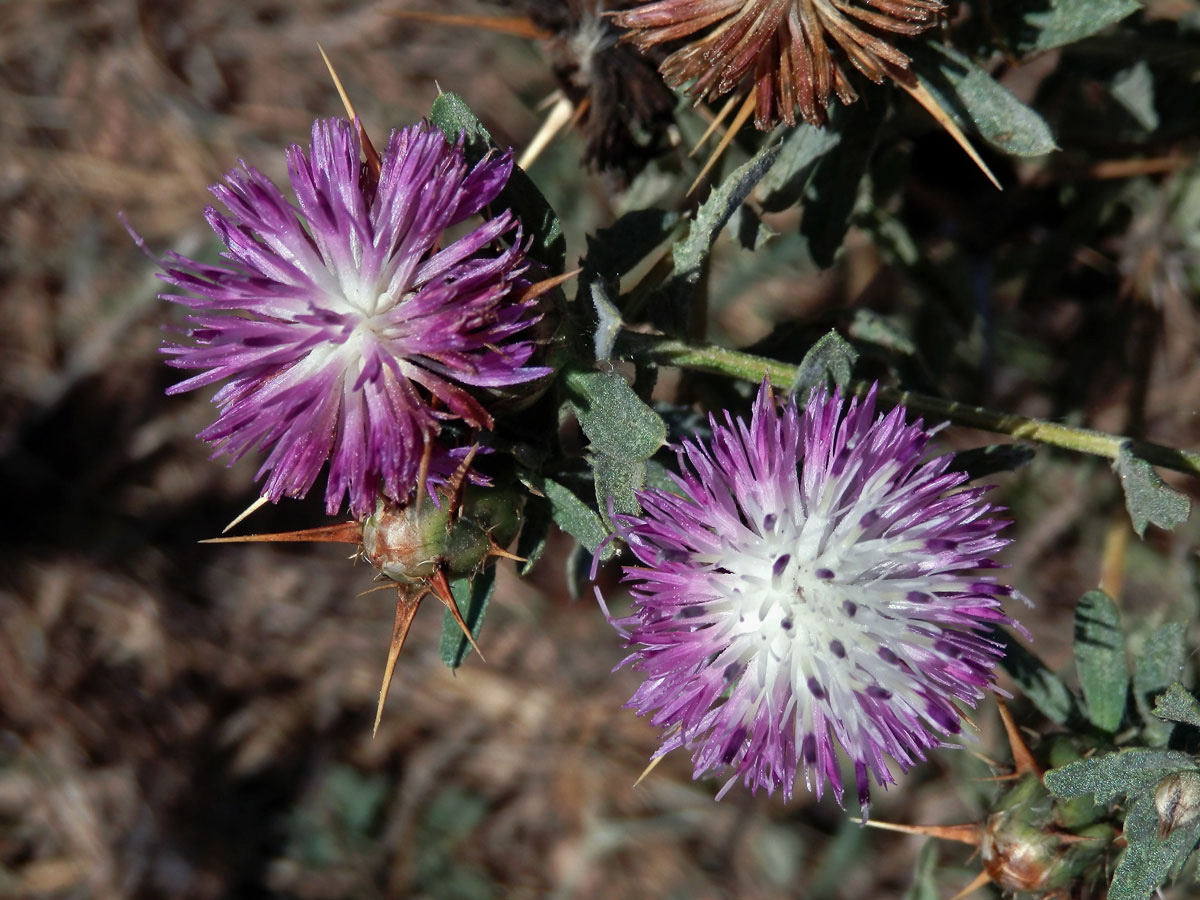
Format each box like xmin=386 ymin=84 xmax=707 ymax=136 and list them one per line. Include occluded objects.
xmin=564 ymin=369 xmax=666 ymax=461
xmin=1115 ymin=443 xmax=1190 ymax=537
xmin=791 ymin=330 xmax=859 ymax=398
xmin=1044 ymin=748 xmax=1198 ymax=804
xmin=1153 ymin=683 xmax=1200 ymax=729
xmin=1109 ymin=792 xmax=1200 ymax=900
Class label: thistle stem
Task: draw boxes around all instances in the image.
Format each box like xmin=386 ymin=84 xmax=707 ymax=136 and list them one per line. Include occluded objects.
xmin=626 ymin=335 xmax=1200 ymax=478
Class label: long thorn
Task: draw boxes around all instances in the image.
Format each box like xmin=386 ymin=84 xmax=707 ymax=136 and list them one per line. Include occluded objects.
xmin=430 ymin=568 xmax=485 ymax=662
xmin=996 ymin=698 xmax=1042 ymax=778
xmin=201 ymin=522 xmax=362 ymax=544
xmin=853 ymin=819 xmax=983 ymax=845
xmin=690 ymin=94 xmax=741 ymax=158
xmin=374 ymin=589 xmax=425 ymax=737
xmin=518 ymin=267 xmax=581 ymax=303
xmin=688 ymin=91 xmax=756 ymax=197
xmin=947 ymin=869 xmax=994 ymax=900
xmin=319 ymin=44 xmax=381 ymax=177
xmin=386 ymin=10 xmax=551 ymax=40
xmin=223 ymin=495 xmax=271 ymax=533
xmin=633 ymin=753 xmax=668 ymax=788
xmin=899 ymin=78 xmax=1002 ymax=190
xmin=518 ymin=93 xmax=575 ymax=170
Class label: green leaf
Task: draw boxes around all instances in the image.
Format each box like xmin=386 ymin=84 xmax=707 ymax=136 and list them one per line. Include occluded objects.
xmin=901 ymin=840 xmax=941 ymax=900
xmin=791 ymin=330 xmax=859 ymax=397
xmin=1044 ymin=748 xmax=1199 ymax=804
xmin=1116 ymin=443 xmax=1190 ymax=537
xmin=1109 ymin=792 xmax=1200 ymax=900
xmin=594 ymin=452 xmax=645 ymax=520
xmin=665 ymin=139 xmax=782 ymax=308
xmin=1074 ymin=590 xmax=1128 ymax=733
xmin=533 ymin=475 xmax=609 ymax=555
xmin=1111 ymin=62 xmax=1160 ymax=132
xmin=564 ymin=369 xmax=666 ymax=460
xmin=439 ymin=566 xmax=497 ymax=668
xmin=1154 ymin=683 xmax=1200 ymax=729
xmin=910 ymin=43 xmax=1057 ymax=157
xmin=994 ymin=0 xmax=1141 ymax=55
xmin=1135 ymin=623 xmax=1189 ymax=746
xmin=515 ymin=494 xmax=551 ymax=577
xmin=800 ymin=101 xmax=885 ymax=267
xmin=993 ymin=628 xmax=1080 ymax=725
xmin=759 ymin=122 xmax=842 ymax=212
xmin=946 ymin=444 xmax=1036 ymax=479
xmin=429 ymin=91 xmax=566 ymax=273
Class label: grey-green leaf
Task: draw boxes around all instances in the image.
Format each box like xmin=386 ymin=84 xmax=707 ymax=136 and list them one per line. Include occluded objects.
xmin=1044 ymin=748 xmax=1199 ymax=804
xmin=791 ymin=330 xmax=859 ymax=397
xmin=901 ymin=840 xmax=941 ymax=900
xmin=537 ymin=475 xmax=610 ymax=556
xmin=800 ymin=101 xmax=884 ymax=267
xmin=1135 ymin=623 xmax=1189 ymax=746
xmin=910 ymin=43 xmax=1057 ymax=157
xmin=564 ymin=369 xmax=666 ymax=460
xmin=594 ymin=452 xmax=645 ymax=521
xmin=439 ymin=566 xmax=497 ymax=668
xmin=669 ymin=139 xmax=782 ymax=296
xmin=995 ymin=0 xmax=1141 ymax=55
xmin=1154 ymin=683 xmax=1200 ymax=729
xmin=1074 ymin=590 xmax=1128 ymax=733
xmin=994 ymin=628 xmax=1079 ymax=725
xmin=429 ymin=91 xmax=566 ymax=273
xmin=759 ymin=122 xmax=842 ymax=212
xmin=1109 ymin=792 xmax=1200 ymax=900
xmin=515 ymin=494 xmax=551 ymax=577
xmin=1116 ymin=443 xmax=1191 ymax=537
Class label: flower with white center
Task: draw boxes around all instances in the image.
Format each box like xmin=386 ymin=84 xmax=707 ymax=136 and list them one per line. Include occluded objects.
xmin=153 ymin=118 xmax=549 ymax=519
xmin=604 ymin=381 xmax=1018 ymax=815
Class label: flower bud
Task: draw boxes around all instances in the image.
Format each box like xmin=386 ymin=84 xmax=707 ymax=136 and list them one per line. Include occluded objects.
xmin=361 ymin=484 xmax=524 ymax=584
xmin=1154 ymin=770 xmax=1200 ymax=839
xmin=981 ymin=773 xmax=1115 ymax=893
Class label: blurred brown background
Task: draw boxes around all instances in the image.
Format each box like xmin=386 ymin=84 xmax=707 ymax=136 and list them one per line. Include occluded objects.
xmin=2 ymin=1 xmax=1199 ymax=898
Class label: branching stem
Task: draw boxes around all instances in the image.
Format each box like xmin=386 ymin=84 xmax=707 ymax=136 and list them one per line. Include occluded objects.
xmin=626 ymin=335 xmax=1200 ymax=478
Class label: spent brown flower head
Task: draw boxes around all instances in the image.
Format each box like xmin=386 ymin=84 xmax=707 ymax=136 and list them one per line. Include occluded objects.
xmin=612 ymin=0 xmax=946 ymax=129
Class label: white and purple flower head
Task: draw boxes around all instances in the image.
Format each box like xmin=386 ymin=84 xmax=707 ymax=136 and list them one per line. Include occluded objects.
xmin=605 ymin=381 xmax=1020 ymax=816
xmin=152 ymin=118 xmax=549 ymax=519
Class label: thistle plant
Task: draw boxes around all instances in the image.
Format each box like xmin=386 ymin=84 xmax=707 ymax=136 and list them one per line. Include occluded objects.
xmin=135 ymin=3 xmax=1200 ymax=897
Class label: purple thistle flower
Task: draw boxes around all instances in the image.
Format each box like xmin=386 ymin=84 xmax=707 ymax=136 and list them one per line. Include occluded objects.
xmin=605 ymin=382 xmax=1019 ymax=816
xmin=153 ymin=118 xmax=550 ymax=519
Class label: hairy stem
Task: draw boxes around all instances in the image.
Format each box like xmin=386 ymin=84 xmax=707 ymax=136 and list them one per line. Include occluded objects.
xmin=626 ymin=335 xmax=1200 ymax=478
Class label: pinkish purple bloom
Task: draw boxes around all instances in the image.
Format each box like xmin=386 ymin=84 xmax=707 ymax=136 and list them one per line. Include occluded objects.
xmin=606 ymin=382 xmax=1019 ymax=815
xmin=154 ymin=118 xmax=548 ymax=519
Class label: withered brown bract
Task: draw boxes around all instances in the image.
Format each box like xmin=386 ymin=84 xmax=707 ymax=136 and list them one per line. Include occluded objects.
xmin=492 ymin=0 xmax=677 ymax=178
xmin=613 ymin=0 xmax=946 ymax=130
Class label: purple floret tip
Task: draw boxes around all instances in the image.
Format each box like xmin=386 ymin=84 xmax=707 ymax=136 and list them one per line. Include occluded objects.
xmin=601 ymin=381 xmax=1020 ymax=814
xmin=150 ymin=118 xmax=547 ymax=519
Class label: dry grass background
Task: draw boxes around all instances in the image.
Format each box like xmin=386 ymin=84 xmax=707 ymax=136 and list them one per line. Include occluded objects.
xmin=2 ymin=1 xmax=1199 ymax=898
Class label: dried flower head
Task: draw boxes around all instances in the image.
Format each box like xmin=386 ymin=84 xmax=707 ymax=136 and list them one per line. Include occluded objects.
xmin=152 ymin=118 xmax=549 ymax=519
xmin=612 ymin=0 xmax=946 ymax=129
xmin=491 ymin=0 xmax=678 ymax=175
xmin=605 ymin=382 xmax=1018 ymax=814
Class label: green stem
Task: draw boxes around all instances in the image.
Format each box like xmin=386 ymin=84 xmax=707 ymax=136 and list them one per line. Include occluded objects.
xmin=627 ymin=335 xmax=1200 ymax=478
